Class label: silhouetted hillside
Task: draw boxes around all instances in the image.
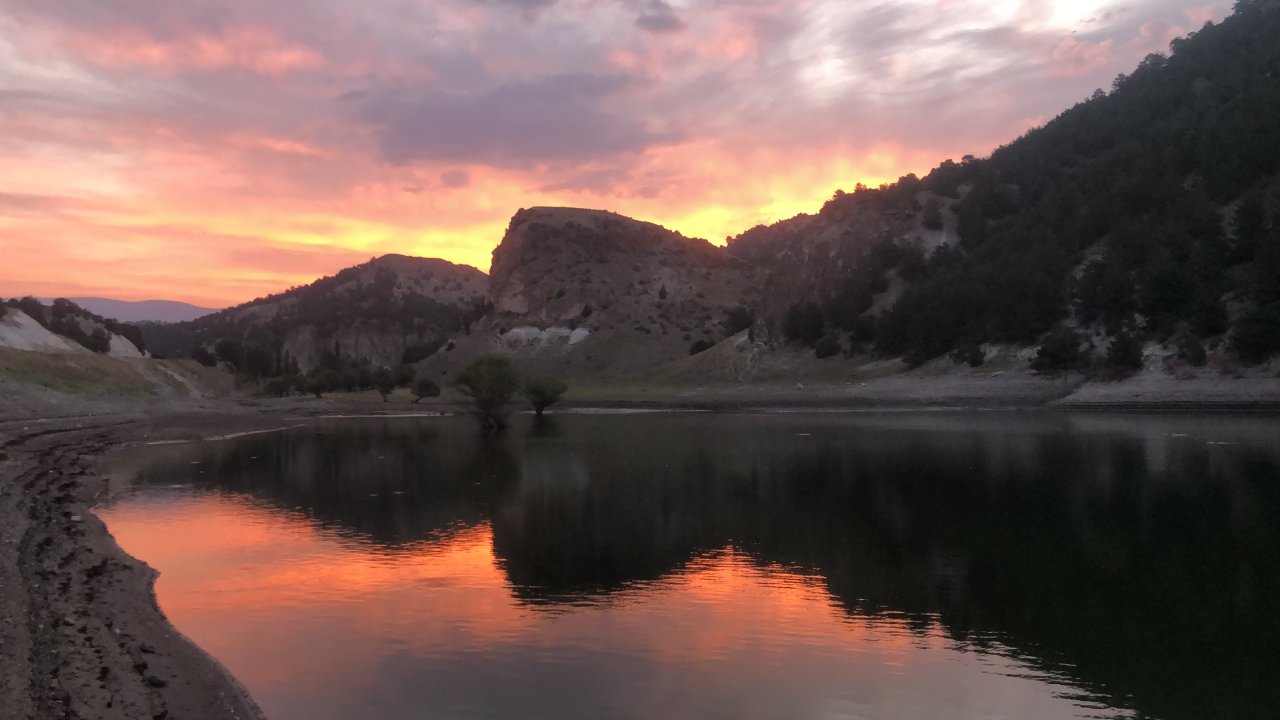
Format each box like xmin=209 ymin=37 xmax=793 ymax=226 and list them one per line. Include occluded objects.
xmin=760 ymin=0 xmax=1280 ymax=368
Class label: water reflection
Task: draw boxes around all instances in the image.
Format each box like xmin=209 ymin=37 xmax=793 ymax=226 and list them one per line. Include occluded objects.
xmin=101 ymin=412 xmax=1280 ymax=720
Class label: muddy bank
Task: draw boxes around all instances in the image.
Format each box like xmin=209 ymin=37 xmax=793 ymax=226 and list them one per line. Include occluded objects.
xmin=0 ymin=413 xmax=281 ymax=720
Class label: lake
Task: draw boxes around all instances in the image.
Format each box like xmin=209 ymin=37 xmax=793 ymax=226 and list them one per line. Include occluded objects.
xmin=98 ymin=411 xmax=1280 ymax=720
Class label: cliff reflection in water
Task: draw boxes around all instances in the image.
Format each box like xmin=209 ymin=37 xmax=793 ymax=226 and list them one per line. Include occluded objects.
xmin=107 ymin=413 xmax=1280 ymax=720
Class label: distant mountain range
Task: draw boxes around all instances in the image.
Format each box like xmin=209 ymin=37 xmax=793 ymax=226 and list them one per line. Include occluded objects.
xmin=39 ymin=297 xmax=219 ymax=324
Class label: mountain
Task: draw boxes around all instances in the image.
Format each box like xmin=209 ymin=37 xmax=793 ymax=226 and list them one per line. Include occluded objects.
xmin=143 ymin=254 xmax=488 ymax=374
xmin=419 ymin=207 xmax=764 ymax=379
xmin=146 ymin=1 xmax=1280 ymax=386
xmin=40 ymin=297 xmax=218 ymax=324
xmin=729 ymin=0 xmax=1280 ymax=369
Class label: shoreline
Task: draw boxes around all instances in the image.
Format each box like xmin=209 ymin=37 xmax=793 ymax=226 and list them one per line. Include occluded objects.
xmin=4 ymin=395 xmax=1280 ymax=720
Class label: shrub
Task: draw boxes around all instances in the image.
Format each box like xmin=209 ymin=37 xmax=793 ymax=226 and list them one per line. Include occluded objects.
xmin=456 ymin=355 xmax=522 ymax=429
xmin=375 ymin=369 xmax=396 ymax=402
xmin=1106 ymin=330 xmax=1145 ymax=371
xmin=1231 ymin=303 xmax=1280 ymax=364
xmin=951 ymin=340 xmax=985 ymax=367
xmin=1032 ymin=326 xmax=1084 ymax=374
xmin=782 ymin=302 xmax=825 ymax=346
xmin=394 ymin=364 xmax=415 ymax=387
xmin=524 ymin=376 xmax=568 ymax=416
xmin=412 ymin=376 xmax=441 ymax=403
xmin=689 ymin=339 xmax=714 ymax=356
xmin=263 ymin=378 xmax=290 ymax=398
xmin=191 ymin=347 xmax=217 ymax=367
xmin=1176 ymin=332 xmax=1207 ymax=367
xmin=814 ymin=336 xmax=841 ymax=359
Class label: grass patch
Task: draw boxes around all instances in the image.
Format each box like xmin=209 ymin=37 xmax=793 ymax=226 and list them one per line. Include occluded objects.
xmin=0 ymin=348 xmax=157 ymax=397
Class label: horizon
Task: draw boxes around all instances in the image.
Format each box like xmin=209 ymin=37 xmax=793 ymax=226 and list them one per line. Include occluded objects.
xmin=1 ymin=0 xmax=1230 ymax=306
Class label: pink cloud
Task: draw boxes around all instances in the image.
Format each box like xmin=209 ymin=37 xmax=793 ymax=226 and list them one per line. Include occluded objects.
xmin=68 ymin=26 xmax=325 ymax=76
xmin=1047 ymin=37 xmax=1114 ymax=78
xmin=1185 ymin=6 xmax=1220 ymax=26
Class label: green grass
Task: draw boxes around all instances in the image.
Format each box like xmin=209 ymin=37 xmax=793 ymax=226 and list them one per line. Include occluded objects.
xmin=0 ymin=348 xmax=157 ymax=397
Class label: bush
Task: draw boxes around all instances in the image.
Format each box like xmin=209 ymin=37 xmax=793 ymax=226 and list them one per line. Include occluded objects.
xmin=689 ymin=339 xmax=714 ymax=356
xmin=813 ymin=336 xmax=841 ymax=359
xmin=1231 ymin=303 xmax=1280 ymax=364
xmin=1176 ymin=332 xmax=1207 ymax=367
xmin=1032 ymin=326 xmax=1084 ymax=374
xmin=782 ymin=302 xmax=825 ymax=346
xmin=85 ymin=328 xmax=111 ymax=355
xmin=394 ymin=364 xmax=415 ymax=387
xmin=922 ymin=198 xmax=944 ymax=230
xmin=375 ymin=369 xmax=396 ymax=402
xmin=191 ymin=347 xmax=217 ymax=367
xmin=1106 ymin=330 xmax=1145 ymax=371
xmin=951 ymin=340 xmax=985 ymax=367
xmin=263 ymin=378 xmax=290 ymax=398
xmin=412 ymin=376 xmax=441 ymax=403
xmin=721 ymin=306 xmax=753 ymax=336
xmin=456 ymin=355 xmax=522 ymax=429
xmin=524 ymin=376 xmax=568 ymax=416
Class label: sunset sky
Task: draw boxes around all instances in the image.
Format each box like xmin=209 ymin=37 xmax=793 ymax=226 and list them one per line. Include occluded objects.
xmin=1 ymin=0 xmax=1229 ymax=307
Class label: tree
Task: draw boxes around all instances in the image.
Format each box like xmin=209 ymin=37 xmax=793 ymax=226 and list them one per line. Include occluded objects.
xmin=375 ymin=369 xmax=396 ymax=402
xmin=85 ymin=328 xmax=111 ymax=354
xmin=813 ymin=336 xmax=841 ymax=359
xmin=394 ymin=364 xmax=415 ymax=387
xmin=455 ymin=355 xmax=522 ymax=429
xmin=263 ymin=378 xmax=290 ymax=398
xmin=1032 ymin=326 xmax=1085 ymax=373
xmin=1106 ymin=330 xmax=1145 ymax=372
xmin=782 ymin=302 xmax=825 ymax=346
xmin=922 ymin=198 xmax=944 ymax=230
xmin=1231 ymin=303 xmax=1280 ymax=364
xmin=191 ymin=347 xmax=217 ymax=367
xmin=524 ymin=376 xmax=568 ymax=416
xmin=412 ymin=375 xmax=441 ymax=403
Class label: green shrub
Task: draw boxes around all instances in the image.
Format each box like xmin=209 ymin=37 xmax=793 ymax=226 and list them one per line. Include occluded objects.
xmin=456 ymin=355 xmax=522 ymax=429
xmin=524 ymin=376 xmax=568 ymax=416
xmin=689 ymin=339 xmax=714 ymax=356
xmin=1106 ymin=330 xmax=1145 ymax=371
xmin=1231 ymin=303 xmax=1280 ymax=364
xmin=1032 ymin=326 xmax=1084 ymax=374
xmin=412 ymin=375 xmax=441 ymax=403
xmin=375 ymin=369 xmax=396 ymax=402
xmin=813 ymin=336 xmax=841 ymax=359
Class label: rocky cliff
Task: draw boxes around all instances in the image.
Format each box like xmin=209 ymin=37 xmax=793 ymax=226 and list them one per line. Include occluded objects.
xmin=422 ymin=208 xmax=765 ymax=379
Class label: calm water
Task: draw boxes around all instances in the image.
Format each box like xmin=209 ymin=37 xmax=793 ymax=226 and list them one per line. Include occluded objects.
xmin=98 ymin=412 xmax=1280 ymax=720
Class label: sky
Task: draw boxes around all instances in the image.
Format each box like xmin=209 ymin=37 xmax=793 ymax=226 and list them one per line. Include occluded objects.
xmin=0 ymin=0 xmax=1231 ymax=307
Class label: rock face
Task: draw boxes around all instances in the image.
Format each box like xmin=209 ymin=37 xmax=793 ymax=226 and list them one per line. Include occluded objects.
xmin=727 ymin=188 xmax=951 ymax=340
xmin=425 ymin=208 xmax=764 ymax=379
xmin=146 ymin=254 xmax=488 ymax=372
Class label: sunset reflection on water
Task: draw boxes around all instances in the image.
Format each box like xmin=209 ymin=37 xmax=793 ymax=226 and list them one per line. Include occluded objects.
xmin=98 ymin=413 xmax=1280 ymax=720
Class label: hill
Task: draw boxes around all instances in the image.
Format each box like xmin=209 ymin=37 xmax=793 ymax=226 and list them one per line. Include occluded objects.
xmin=419 ymin=207 xmax=764 ymax=380
xmin=142 ymin=254 xmax=488 ymax=375
xmin=40 ymin=297 xmax=218 ymax=324
xmin=2 ymin=298 xmax=146 ymax=357
xmin=755 ymin=0 xmax=1280 ymax=371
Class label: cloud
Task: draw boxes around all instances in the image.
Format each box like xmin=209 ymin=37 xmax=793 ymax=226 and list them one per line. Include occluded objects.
xmin=440 ymin=170 xmax=471 ymax=188
xmin=636 ymin=1 xmax=687 ymax=34
xmin=359 ymin=72 xmax=672 ymax=166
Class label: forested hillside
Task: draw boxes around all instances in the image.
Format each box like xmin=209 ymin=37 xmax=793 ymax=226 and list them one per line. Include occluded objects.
xmin=771 ymin=0 xmax=1280 ymax=368
xmin=144 ymin=255 xmax=488 ymax=378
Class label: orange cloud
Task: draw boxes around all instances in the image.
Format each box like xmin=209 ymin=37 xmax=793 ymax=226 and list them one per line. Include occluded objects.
xmin=68 ymin=26 xmax=325 ymax=76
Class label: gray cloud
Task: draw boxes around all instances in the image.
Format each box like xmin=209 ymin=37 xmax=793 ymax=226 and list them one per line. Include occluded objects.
xmin=440 ymin=169 xmax=471 ymax=188
xmin=359 ymin=72 xmax=673 ymax=166
xmin=636 ymin=0 xmax=686 ymax=33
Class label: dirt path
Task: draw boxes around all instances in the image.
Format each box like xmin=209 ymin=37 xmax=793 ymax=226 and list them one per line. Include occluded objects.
xmin=0 ymin=417 xmax=264 ymax=720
